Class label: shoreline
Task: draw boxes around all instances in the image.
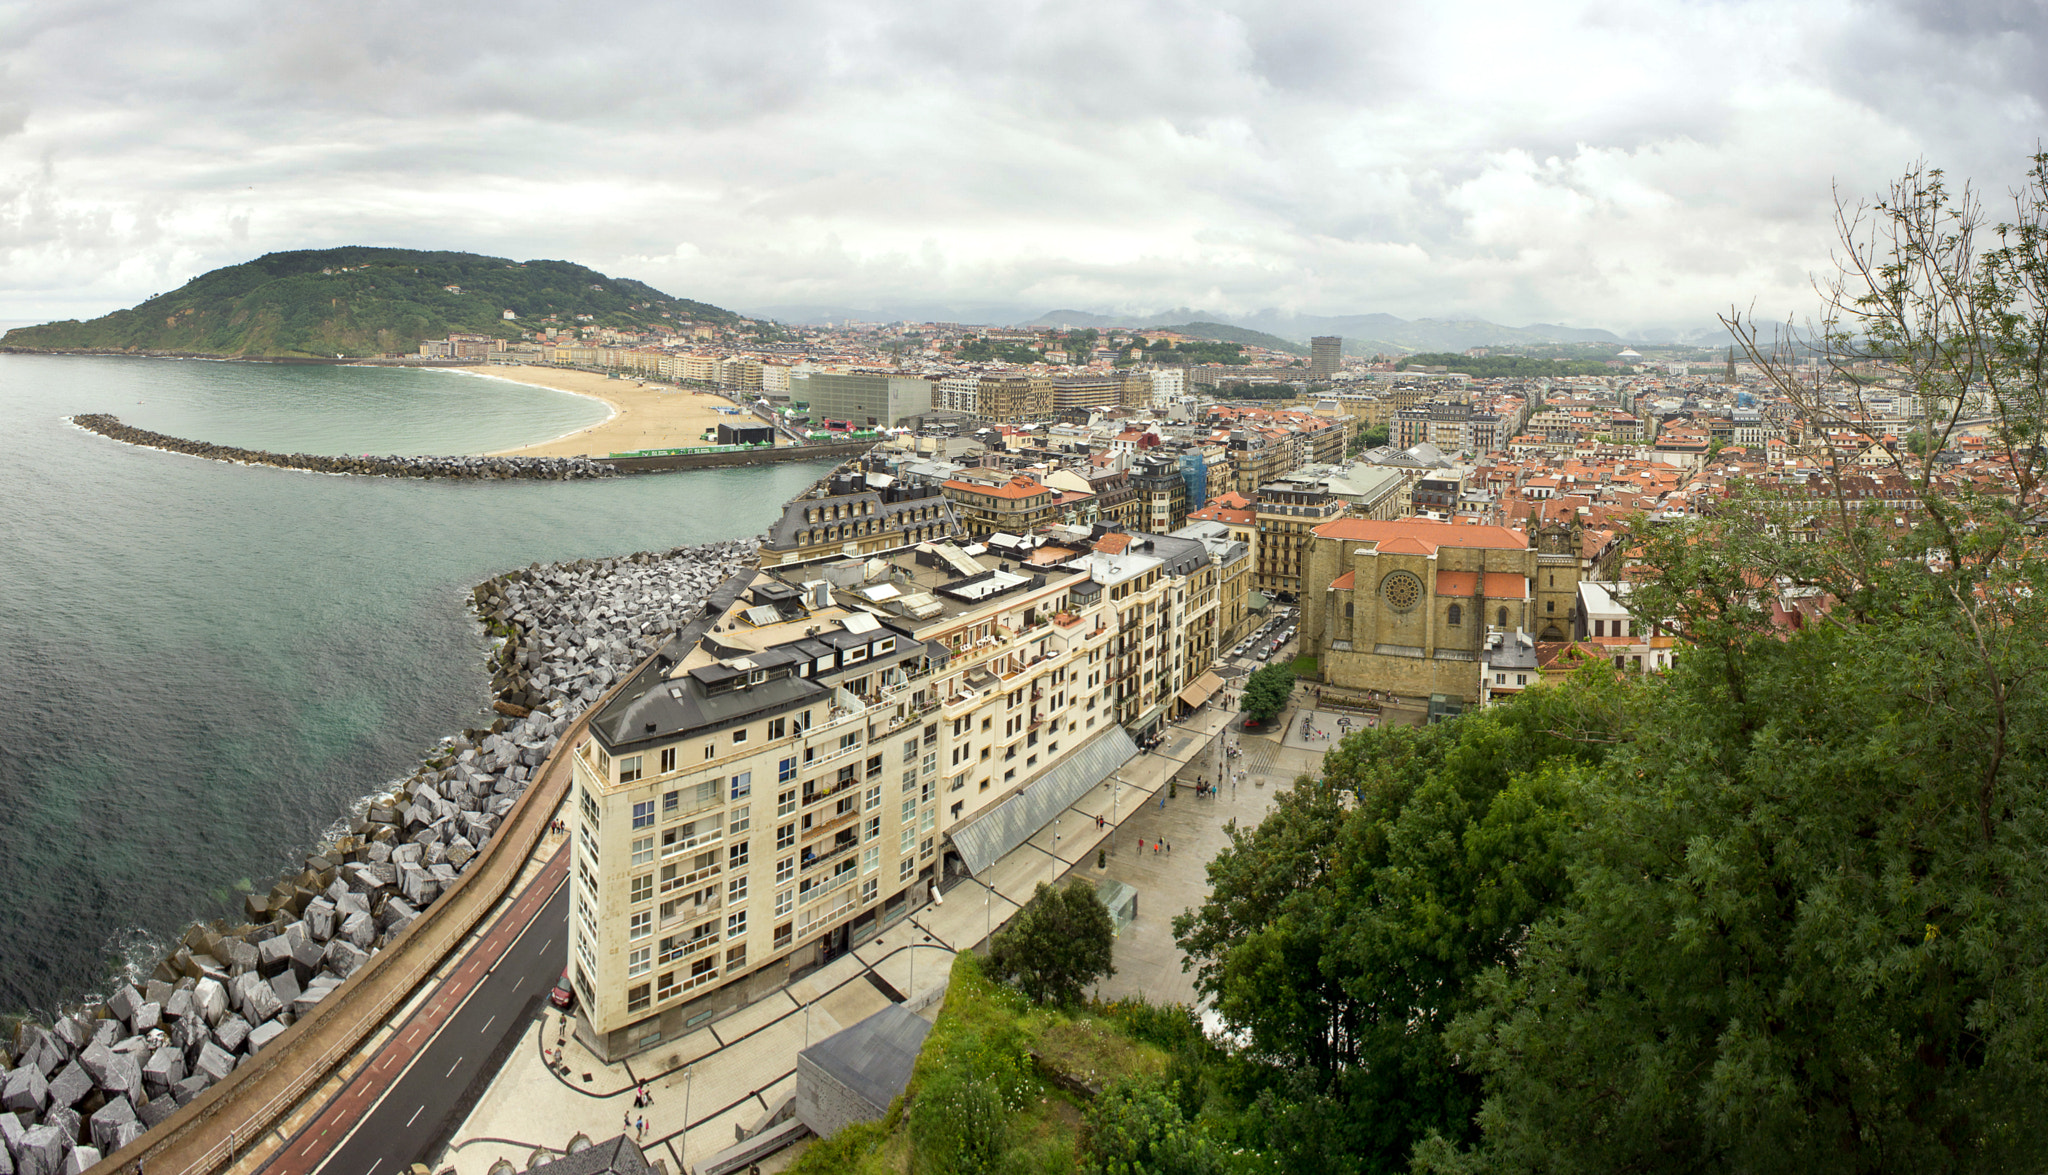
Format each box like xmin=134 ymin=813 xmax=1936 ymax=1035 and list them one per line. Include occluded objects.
xmin=449 ymin=364 xmax=770 ymax=459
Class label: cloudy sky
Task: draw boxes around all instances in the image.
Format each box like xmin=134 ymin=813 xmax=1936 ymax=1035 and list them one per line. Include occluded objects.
xmin=1 ymin=0 xmax=2043 ymax=332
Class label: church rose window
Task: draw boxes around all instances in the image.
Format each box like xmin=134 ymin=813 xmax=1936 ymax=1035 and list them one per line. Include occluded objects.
xmin=1381 ymin=571 xmax=1423 ymax=611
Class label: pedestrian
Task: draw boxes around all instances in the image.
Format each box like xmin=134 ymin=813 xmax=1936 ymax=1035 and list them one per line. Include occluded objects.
xmin=637 ymin=1116 xmax=646 ymax=1140
xmin=624 ymin=1111 xmax=632 ymax=1134
xmin=1166 ymin=841 xmax=1172 ymax=853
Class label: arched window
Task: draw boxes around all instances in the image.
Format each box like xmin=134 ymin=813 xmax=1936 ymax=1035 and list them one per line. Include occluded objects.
xmin=1497 ymin=607 xmax=1508 ymax=628
xmin=1447 ymin=604 xmax=1462 ymax=627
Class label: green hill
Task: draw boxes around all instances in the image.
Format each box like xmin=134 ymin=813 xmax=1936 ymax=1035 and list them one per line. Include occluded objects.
xmin=0 ymin=247 xmax=741 ymax=359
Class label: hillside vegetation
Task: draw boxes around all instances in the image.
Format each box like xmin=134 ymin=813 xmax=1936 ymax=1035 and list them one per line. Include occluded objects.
xmin=0 ymin=247 xmax=738 ymax=359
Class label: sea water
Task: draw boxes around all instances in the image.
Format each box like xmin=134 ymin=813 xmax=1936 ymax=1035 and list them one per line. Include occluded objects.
xmin=0 ymin=353 xmax=831 ymax=1016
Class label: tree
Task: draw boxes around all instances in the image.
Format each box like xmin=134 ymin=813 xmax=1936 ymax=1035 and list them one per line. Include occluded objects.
xmin=1087 ymin=1080 xmax=1231 ymax=1175
xmin=1238 ymin=664 xmax=1295 ymax=726
xmin=1418 ymin=155 xmax=2048 ymax=1174
xmin=1173 ymin=688 xmax=1613 ymax=1175
xmin=987 ymin=879 xmax=1116 ymax=1005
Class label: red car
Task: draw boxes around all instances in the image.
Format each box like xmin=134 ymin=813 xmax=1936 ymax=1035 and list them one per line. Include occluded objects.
xmin=549 ymin=970 xmax=575 ymax=1011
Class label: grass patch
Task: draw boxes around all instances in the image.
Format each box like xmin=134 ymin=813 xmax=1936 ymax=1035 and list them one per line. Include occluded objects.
xmin=1289 ymin=653 xmax=1318 ymax=678
xmin=788 ymin=952 xmax=1195 ymax=1173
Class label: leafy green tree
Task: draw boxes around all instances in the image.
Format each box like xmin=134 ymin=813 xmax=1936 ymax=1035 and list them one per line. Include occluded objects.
xmin=1175 ymin=689 xmax=1614 ymax=1174
xmin=1362 ymin=423 xmax=1391 ymax=448
xmin=1418 ymin=156 xmax=2048 ymax=1174
xmin=1087 ymin=1080 xmax=1232 ymax=1175
xmin=988 ymin=879 xmax=1116 ymax=1005
xmin=1238 ymin=664 xmax=1295 ymax=726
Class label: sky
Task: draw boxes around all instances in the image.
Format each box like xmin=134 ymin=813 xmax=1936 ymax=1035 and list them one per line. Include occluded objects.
xmin=1 ymin=0 xmax=2043 ymax=334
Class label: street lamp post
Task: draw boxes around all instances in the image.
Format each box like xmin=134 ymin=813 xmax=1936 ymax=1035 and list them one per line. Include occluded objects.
xmin=679 ymin=1067 xmax=694 ymax=1167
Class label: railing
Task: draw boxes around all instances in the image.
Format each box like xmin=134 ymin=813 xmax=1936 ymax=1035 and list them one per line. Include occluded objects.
xmin=658 ymin=932 xmax=721 ymax=965
xmin=798 ymin=882 xmax=861 ymax=932
xmin=658 ymin=893 xmax=720 ymax=927
xmin=659 ymin=861 xmax=721 ymax=894
xmin=660 ymin=828 xmax=722 ymax=858
xmin=679 ymin=966 xmax=723 ymax=993
xmin=801 ymin=806 xmax=859 ymax=843
xmin=801 ymin=837 xmax=859 ymax=873
xmin=799 ymin=866 xmax=858 ymax=906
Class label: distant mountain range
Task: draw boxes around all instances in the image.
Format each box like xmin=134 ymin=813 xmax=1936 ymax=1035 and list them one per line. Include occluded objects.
xmin=2 ymin=248 xmax=741 ymax=360
xmin=746 ymin=301 xmax=1727 ymax=352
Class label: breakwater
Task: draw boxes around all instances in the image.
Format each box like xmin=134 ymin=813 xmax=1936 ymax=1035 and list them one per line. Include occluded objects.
xmin=0 ymin=537 xmax=759 ymax=1175
xmin=69 ymin=414 xmax=618 ymax=480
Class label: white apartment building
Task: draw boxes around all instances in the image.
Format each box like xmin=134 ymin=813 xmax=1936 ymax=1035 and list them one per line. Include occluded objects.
xmin=567 ymin=523 xmax=1221 ymax=1060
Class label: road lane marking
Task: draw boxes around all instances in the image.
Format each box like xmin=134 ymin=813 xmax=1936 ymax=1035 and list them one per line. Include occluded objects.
xmin=367 ymin=1160 xmax=382 ymax=1175
xmin=406 ymin=1104 xmax=424 ymax=1128
xmin=481 ymin=1015 xmax=495 ymax=1033
xmin=447 ymin=1056 xmax=464 ymax=1077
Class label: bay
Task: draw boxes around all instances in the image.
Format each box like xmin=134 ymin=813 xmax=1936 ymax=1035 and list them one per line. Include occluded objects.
xmin=0 ymin=352 xmax=831 ymax=1017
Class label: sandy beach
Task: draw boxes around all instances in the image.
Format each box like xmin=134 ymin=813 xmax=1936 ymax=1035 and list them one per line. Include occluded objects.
xmin=467 ymin=365 xmax=771 ymax=457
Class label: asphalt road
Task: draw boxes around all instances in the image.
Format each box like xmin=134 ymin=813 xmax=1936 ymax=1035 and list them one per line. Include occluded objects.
xmin=260 ymin=848 xmax=570 ymax=1175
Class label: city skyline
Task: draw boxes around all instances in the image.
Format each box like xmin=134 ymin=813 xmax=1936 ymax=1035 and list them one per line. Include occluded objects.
xmin=1 ymin=1 xmax=2043 ymax=331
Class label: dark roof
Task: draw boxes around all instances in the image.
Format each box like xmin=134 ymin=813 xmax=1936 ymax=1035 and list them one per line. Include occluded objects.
xmin=526 ymin=1136 xmax=654 ymax=1175
xmin=800 ymin=1003 xmax=931 ymax=1112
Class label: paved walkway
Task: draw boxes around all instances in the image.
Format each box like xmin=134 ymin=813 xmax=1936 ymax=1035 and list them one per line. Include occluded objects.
xmin=436 ymin=691 xmax=1320 ymax=1175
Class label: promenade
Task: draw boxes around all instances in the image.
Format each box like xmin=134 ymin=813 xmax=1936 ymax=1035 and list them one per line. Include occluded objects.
xmin=434 ymin=653 xmax=1332 ymax=1175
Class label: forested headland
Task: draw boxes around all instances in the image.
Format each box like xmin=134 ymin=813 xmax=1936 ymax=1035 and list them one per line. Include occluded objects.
xmin=0 ymin=247 xmax=738 ymax=359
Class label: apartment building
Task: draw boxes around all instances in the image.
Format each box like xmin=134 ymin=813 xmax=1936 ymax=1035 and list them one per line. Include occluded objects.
xmin=760 ymin=471 xmax=965 ymax=567
xmin=569 ymin=527 xmax=1225 ymax=1059
xmin=1252 ymin=481 xmax=1344 ymax=599
xmin=974 ymin=374 xmax=1054 ymax=425
xmin=941 ymin=475 xmax=1061 ymax=538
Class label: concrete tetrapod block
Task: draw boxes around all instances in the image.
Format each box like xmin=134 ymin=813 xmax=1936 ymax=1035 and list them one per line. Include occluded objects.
xmin=291 ymin=978 xmax=340 ymax=1019
xmin=192 ymin=977 xmax=228 ymax=1026
xmin=88 ymin=1095 xmax=136 ymax=1153
xmin=130 ymin=1003 xmax=161 ymax=1035
xmin=42 ymin=1062 xmax=89 ymax=1110
xmin=0 ymin=1135 xmax=12 ymax=1175
xmin=60 ymin=1145 xmax=99 ymax=1175
xmin=162 ymin=987 xmax=194 ymax=1022
xmin=257 ymin=934 xmax=294 ymax=977
xmin=3 ymin=1065 xmax=49 ymax=1114
xmin=12 ymin=1126 xmax=66 ymax=1175
xmin=191 ymin=1042 xmax=235 ymax=1086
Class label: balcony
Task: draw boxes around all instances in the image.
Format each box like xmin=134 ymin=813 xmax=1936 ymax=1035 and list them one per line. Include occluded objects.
xmin=801 ymin=805 xmax=860 ymax=844
xmin=798 ymin=880 xmax=861 ymax=932
xmin=660 ymin=827 xmax=722 ymax=859
xmin=801 ymin=836 xmax=859 ymax=873
xmin=658 ymin=931 xmax=720 ymax=966
xmin=658 ymin=860 xmax=720 ymax=895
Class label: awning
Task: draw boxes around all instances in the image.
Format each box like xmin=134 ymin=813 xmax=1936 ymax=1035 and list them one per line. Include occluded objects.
xmin=947 ymin=726 xmax=1139 ymax=876
xmin=1176 ymin=671 xmax=1225 ymax=710
xmin=1247 ymin=591 xmax=1270 ymax=611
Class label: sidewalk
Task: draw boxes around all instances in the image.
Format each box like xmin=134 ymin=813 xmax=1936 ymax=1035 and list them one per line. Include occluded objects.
xmin=435 ymin=699 xmax=1295 ymax=1175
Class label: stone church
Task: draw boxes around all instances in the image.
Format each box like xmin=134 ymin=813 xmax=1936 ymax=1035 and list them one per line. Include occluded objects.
xmin=1300 ymin=517 xmax=1582 ymax=704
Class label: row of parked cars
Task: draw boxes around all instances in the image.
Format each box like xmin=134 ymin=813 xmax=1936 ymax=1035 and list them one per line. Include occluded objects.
xmin=1231 ymin=608 xmax=1299 ymax=662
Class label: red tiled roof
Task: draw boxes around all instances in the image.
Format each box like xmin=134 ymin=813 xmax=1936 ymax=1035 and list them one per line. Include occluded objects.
xmin=1312 ymin=517 xmax=1527 ymax=551
xmin=1329 ymin=570 xmax=1356 ymax=590
xmin=1434 ymin=571 xmax=1530 ymax=597
xmin=1095 ymin=533 xmax=1132 ymax=554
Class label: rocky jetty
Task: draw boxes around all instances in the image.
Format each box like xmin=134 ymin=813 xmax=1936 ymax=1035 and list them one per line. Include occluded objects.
xmin=69 ymin=415 xmax=617 ymax=481
xmin=0 ymin=537 xmax=759 ymax=1172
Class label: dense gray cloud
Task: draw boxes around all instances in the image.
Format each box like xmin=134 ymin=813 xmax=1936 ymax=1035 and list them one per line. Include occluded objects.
xmin=0 ymin=0 xmax=2042 ymax=331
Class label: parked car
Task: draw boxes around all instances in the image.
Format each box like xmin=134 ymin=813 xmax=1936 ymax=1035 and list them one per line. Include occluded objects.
xmin=549 ymin=969 xmax=575 ymax=1010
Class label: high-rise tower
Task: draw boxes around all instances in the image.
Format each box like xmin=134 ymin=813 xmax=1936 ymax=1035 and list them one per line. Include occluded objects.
xmin=1310 ymin=336 xmax=1342 ymax=380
